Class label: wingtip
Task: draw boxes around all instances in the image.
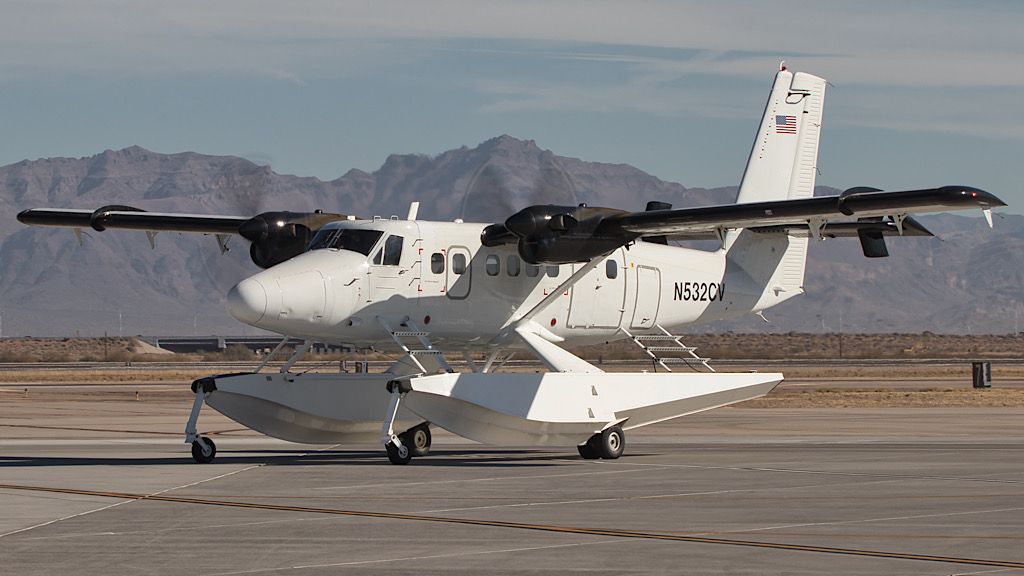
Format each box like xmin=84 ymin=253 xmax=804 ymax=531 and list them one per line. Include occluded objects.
xmin=939 ymin=186 xmax=1007 ymax=208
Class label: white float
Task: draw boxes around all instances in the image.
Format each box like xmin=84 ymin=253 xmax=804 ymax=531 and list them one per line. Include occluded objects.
xmin=402 ymin=371 xmax=782 ymax=446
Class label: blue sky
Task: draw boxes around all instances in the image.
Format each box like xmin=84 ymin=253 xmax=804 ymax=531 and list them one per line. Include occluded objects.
xmin=1 ymin=1 xmax=1021 ymax=212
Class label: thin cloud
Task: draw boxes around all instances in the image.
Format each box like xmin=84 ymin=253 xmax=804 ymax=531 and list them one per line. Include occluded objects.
xmin=1 ymin=1 xmax=1021 ymax=87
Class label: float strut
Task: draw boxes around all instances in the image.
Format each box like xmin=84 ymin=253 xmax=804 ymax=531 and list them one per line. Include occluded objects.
xmin=381 ymin=380 xmax=408 ymax=448
xmin=184 ymin=389 xmax=204 ymax=444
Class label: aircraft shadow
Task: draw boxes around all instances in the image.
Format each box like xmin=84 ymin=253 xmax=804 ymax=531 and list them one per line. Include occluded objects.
xmin=0 ymin=448 xmax=612 ymax=468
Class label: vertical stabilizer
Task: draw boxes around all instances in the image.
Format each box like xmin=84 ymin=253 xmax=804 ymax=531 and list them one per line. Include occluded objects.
xmin=736 ymin=66 xmax=827 ymax=204
xmin=726 ymin=67 xmax=827 ymax=312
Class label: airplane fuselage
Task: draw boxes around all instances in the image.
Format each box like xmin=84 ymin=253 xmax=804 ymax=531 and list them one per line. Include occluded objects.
xmin=227 ymin=217 xmax=794 ymax=348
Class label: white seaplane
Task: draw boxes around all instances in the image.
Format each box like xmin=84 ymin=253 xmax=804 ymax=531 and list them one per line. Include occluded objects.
xmin=18 ymin=66 xmax=1005 ymax=464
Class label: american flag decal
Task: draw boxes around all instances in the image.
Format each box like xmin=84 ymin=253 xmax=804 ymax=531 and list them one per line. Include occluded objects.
xmin=775 ymin=115 xmax=797 ymax=134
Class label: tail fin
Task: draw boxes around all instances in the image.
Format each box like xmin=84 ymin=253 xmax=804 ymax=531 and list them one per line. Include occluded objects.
xmin=736 ymin=66 xmax=826 ymax=203
xmin=726 ymin=66 xmax=827 ymax=312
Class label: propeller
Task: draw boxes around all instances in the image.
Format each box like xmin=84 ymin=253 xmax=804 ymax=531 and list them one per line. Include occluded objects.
xmin=461 ymin=148 xmax=647 ymax=264
xmin=196 ymin=164 xmax=275 ymax=291
xmin=212 ymin=164 xmax=351 ymax=269
xmin=459 ymin=151 xmax=581 ymax=222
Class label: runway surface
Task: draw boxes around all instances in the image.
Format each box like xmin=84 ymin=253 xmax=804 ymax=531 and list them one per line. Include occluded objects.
xmin=2 ymin=395 xmax=1023 ymax=575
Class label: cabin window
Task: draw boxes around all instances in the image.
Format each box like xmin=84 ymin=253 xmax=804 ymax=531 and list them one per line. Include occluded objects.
xmin=452 ymin=253 xmax=467 ymax=275
xmin=372 ymin=248 xmax=382 ymax=265
xmin=506 ymin=255 xmax=520 ymax=277
xmin=546 ymin=265 xmax=559 ymax=277
xmin=606 ymin=259 xmax=618 ymax=279
xmin=485 ymin=254 xmax=500 ymax=276
xmin=430 ymin=252 xmax=444 ymax=274
xmin=382 ymin=235 xmax=403 ymax=266
xmin=525 ymin=263 xmax=540 ymax=277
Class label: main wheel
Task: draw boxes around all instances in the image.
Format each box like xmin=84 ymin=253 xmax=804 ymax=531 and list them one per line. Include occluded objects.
xmin=385 ymin=441 xmax=412 ymax=465
xmin=191 ymin=437 xmax=217 ymax=464
xmin=401 ymin=424 xmax=432 ymax=457
xmin=577 ymin=437 xmax=601 ymax=459
xmin=599 ymin=426 xmax=625 ymax=459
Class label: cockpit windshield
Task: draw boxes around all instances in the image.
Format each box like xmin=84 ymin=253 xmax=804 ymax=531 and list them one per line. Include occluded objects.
xmin=307 ymin=228 xmax=383 ymax=255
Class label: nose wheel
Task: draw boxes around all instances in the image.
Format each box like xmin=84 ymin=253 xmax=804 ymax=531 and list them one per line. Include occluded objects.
xmin=191 ymin=436 xmax=217 ymax=463
xmin=385 ymin=440 xmax=412 ymax=465
xmin=384 ymin=423 xmax=431 ymax=465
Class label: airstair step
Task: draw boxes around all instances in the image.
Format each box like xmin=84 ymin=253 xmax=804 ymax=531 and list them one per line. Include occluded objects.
xmin=392 ymin=331 xmax=429 ymax=337
xmin=408 ymin=349 xmax=443 ymax=355
xmin=644 ymin=346 xmax=698 ymax=352
xmin=658 ymin=357 xmax=711 ymax=363
xmin=633 ymin=335 xmax=684 ymax=341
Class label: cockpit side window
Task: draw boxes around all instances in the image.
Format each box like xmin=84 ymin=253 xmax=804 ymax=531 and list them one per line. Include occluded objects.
xmin=308 ymin=228 xmax=383 ymax=256
xmin=382 ymin=235 xmax=404 ymax=266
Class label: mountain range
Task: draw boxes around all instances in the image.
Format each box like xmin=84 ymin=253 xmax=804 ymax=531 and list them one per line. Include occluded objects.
xmin=1 ymin=135 xmax=1020 ymax=336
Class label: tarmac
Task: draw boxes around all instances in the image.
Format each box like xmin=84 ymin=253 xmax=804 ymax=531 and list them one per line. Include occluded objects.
xmin=1 ymin=386 xmax=1023 ymax=575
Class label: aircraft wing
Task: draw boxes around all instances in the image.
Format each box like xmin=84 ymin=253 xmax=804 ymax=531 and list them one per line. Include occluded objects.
xmin=485 ymin=185 xmax=1005 ymax=263
xmin=17 ymin=206 xmax=251 ymax=234
xmin=599 ymin=186 xmax=1005 ymax=237
xmin=17 ymin=205 xmax=354 ymax=268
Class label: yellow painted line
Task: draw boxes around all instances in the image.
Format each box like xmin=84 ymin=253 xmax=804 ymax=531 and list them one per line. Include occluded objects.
xmin=0 ymin=483 xmax=1021 ymax=568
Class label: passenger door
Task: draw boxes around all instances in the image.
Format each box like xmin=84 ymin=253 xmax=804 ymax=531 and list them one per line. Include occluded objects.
xmin=630 ymin=265 xmax=661 ymax=329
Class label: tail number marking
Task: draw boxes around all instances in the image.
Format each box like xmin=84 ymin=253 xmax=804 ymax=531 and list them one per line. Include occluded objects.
xmin=674 ymin=282 xmax=724 ymax=302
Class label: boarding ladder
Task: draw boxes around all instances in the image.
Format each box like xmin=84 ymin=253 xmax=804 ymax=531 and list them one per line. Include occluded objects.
xmin=621 ymin=324 xmax=715 ymax=373
xmin=378 ymin=318 xmax=454 ymax=375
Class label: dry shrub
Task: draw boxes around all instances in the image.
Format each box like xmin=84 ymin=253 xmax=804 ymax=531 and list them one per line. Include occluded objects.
xmin=105 ymin=349 xmax=134 ymax=362
xmin=221 ymin=344 xmax=255 ymax=361
xmin=39 ymin=350 xmax=75 ymax=362
xmin=0 ymin=350 xmax=36 ymax=362
xmin=129 ymin=352 xmax=200 ymax=362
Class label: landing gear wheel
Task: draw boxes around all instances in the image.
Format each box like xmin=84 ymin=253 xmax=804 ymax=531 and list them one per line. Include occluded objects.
xmin=599 ymin=426 xmax=625 ymax=459
xmin=385 ymin=441 xmax=412 ymax=465
xmin=191 ymin=437 xmax=217 ymax=464
xmin=577 ymin=437 xmax=601 ymax=460
xmin=401 ymin=424 xmax=432 ymax=457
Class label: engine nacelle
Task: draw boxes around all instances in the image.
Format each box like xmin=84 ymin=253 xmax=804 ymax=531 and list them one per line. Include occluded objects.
xmin=240 ymin=211 xmax=348 ymax=268
xmin=485 ymin=204 xmax=632 ymax=265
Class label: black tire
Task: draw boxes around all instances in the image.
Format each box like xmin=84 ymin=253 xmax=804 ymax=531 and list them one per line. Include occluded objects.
xmin=385 ymin=441 xmax=412 ymax=465
xmin=401 ymin=424 xmax=431 ymax=457
xmin=577 ymin=436 xmax=601 ymax=459
xmin=191 ymin=437 xmax=217 ymax=464
xmin=599 ymin=426 xmax=625 ymax=459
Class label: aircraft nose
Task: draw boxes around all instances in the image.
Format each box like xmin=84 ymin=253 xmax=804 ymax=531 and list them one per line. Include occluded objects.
xmin=226 ymin=278 xmax=268 ymax=324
